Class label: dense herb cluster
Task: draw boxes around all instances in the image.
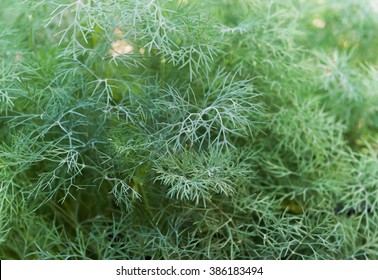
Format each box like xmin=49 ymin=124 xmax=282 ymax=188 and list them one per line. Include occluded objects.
xmin=1 ymin=0 xmax=378 ymax=259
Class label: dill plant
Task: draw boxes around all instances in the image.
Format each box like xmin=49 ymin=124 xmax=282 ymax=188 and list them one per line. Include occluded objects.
xmin=1 ymin=0 xmax=378 ymax=260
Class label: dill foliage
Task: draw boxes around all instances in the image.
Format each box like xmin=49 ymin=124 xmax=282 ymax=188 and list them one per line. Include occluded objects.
xmin=1 ymin=0 xmax=378 ymax=259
